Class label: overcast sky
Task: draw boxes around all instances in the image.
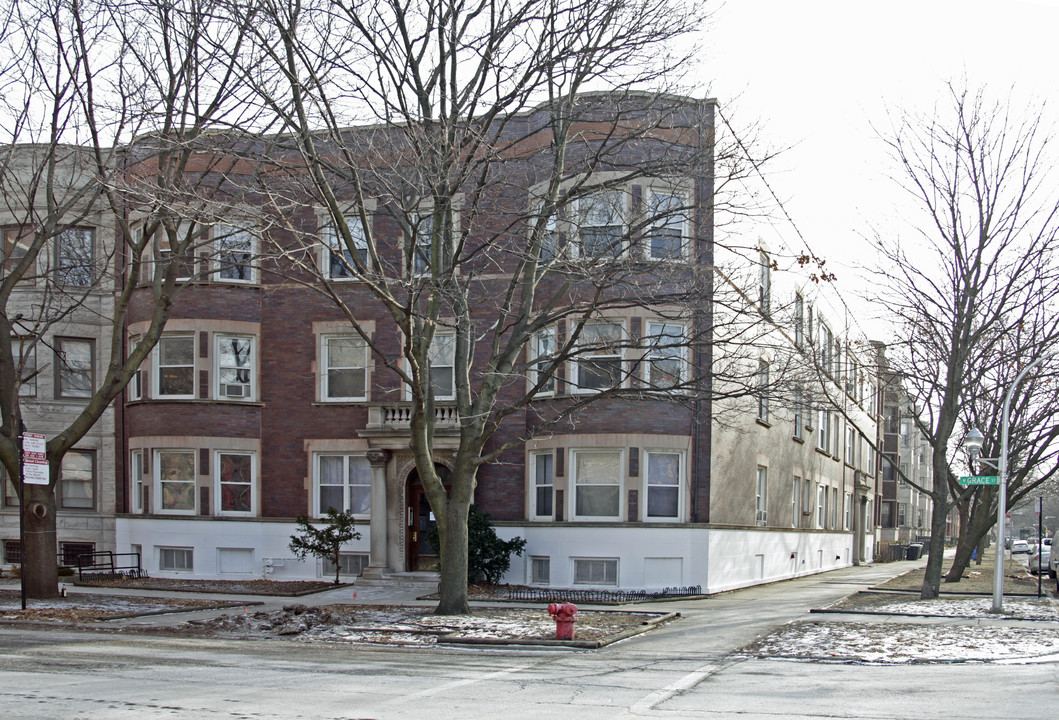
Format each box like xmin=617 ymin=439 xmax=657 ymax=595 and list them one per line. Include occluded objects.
xmin=696 ymin=0 xmax=1059 ymax=336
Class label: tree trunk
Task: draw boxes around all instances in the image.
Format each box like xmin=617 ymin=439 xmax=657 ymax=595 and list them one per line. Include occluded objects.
xmin=974 ymin=535 xmax=987 ymax=565
xmin=434 ymin=500 xmax=470 ymax=615
xmin=22 ymin=482 xmax=59 ymax=600
xmin=944 ymin=499 xmax=995 ymax=581
xmin=920 ymin=497 xmax=949 ymax=599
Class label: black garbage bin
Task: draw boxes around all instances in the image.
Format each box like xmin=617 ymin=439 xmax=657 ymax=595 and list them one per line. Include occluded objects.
xmin=906 ymin=543 xmax=923 ymax=561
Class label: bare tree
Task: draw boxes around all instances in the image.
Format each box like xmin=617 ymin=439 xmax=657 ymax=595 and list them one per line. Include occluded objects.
xmin=0 ymin=0 xmax=265 ymax=598
xmin=872 ymin=82 xmax=1059 ymax=599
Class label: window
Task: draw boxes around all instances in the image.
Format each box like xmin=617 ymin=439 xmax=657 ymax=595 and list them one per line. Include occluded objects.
xmin=530 ymin=556 xmax=550 ymax=584
xmin=817 ymin=485 xmax=826 ymax=528
xmin=646 ymin=190 xmax=685 ymax=260
xmin=156 ymin=450 xmax=196 ymax=513
xmin=571 ymin=320 xmax=623 ymax=392
xmin=755 ymin=466 xmax=767 ymax=525
xmin=831 ymin=488 xmax=839 ymax=530
xmin=819 ymin=321 xmax=832 ymax=373
xmin=535 ymin=206 xmax=559 ymax=264
xmin=793 ymin=388 xmax=804 ymax=440
xmin=55 ymin=227 xmax=94 ymax=286
xmin=791 ymin=477 xmax=801 ymax=528
xmin=216 ymin=335 xmax=255 ymax=400
xmin=12 ymin=337 xmax=36 ymax=397
xmin=846 ymin=425 xmax=856 ymax=464
xmin=573 ymin=557 xmax=618 ymax=586
xmin=867 ymin=442 xmax=876 ymax=474
xmin=531 ymin=328 xmax=556 ymax=394
xmin=3 ymin=539 xmax=22 ymax=564
xmin=2 ymin=466 xmax=16 ymax=507
xmin=323 ymin=335 xmax=368 ymax=401
xmin=155 ymin=228 xmax=195 ymax=282
xmin=881 ymin=501 xmax=894 ymax=528
xmin=213 ymin=225 xmax=255 ymax=282
xmin=573 ymin=450 xmax=621 ymax=519
xmin=428 ymin=331 xmax=456 ymax=400
xmin=56 ymin=338 xmax=93 ymax=399
xmin=316 ymin=454 xmax=371 ymax=516
xmin=645 ymin=451 xmax=681 ymax=519
xmin=159 ymin=546 xmax=194 ymax=572
xmin=60 ymin=542 xmax=95 ymax=567
xmin=59 ymin=450 xmax=94 ymax=510
xmin=832 ymin=413 xmax=841 ymax=457
xmin=322 ymin=217 xmax=367 ymax=279
xmin=757 ymin=360 xmax=769 ymax=422
xmin=130 ymin=450 xmax=145 ymax=513
xmin=844 ymin=492 xmax=852 ymax=530
xmin=531 ymin=452 xmax=554 ymax=519
xmin=577 ymin=191 xmax=624 ymax=258
xmin=897 ymin=503 xmax=907 ymax=526
xmin=413 ymin=213 xmax=433 ymax=274
xmin=817 ymin=410 xmax=830 ymax=452
xmin=794 ymin=293 xmax=804 ymax=347
xmin=216 ymin=452 xmax=254 ymax=515
xmin=3 ymin=226 xmax=32 ymax=273
xmin=644 ymin=321 xmax=685 ymax=390
xmin=323 ymin=552 xmax=369 ymax=578
xmin=156 ymin=335 xmax=195 ymax=398
xmin=758 ymin=251 xmax=771 ymax=316
xmin=866 ymin=499 xmax=873 ymax=531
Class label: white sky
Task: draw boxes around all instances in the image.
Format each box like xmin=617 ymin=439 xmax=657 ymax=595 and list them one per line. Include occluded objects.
xmin=696 ymin=0 xmax=1059 ymax=337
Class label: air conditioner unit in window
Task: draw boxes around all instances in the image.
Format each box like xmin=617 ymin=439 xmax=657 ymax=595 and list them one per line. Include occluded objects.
xmin=756 ymin=510 xmax=767 ymax=524
xmin=222 ymin=383 xmax=248 ymax=398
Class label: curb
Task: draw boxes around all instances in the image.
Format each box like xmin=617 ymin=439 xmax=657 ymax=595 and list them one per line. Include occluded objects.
xmin=436 ymin=611 xmax=680 ymax=649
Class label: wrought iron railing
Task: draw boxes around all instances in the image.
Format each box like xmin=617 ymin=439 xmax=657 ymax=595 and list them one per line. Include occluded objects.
xmin=503 ymin=585 xmax=703 ymax=604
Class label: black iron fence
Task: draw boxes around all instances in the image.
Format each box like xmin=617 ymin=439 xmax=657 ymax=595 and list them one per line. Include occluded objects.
xmin=73 ymin=551 xmax=147 ymax=580
xmin=503 ymin=585 xmax=703 ymax=604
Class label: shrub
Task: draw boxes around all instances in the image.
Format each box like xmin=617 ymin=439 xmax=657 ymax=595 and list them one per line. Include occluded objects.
xmin=429 ymin=505 xmax=527 ymax=584
xmin=288 ymin=509 xmax=361 ymax=584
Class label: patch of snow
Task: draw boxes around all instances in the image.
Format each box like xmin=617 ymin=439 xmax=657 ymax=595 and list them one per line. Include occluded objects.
xmin=869 ymin=597 xmax=1059 ymax=621
xmin=744 ymin=621 xmax=1059 ymax=665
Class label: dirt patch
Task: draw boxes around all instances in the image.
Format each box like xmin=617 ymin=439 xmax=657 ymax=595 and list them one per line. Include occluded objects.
xmin=172 ymin=603 xmax=671 ymax=645
xmin=0 ymin=589 xmax=233 ymax=623
xmin=75 ymin=577 xmax=338 ymax=596
xmin=872 ymin=550 xmax=1049 ymax=595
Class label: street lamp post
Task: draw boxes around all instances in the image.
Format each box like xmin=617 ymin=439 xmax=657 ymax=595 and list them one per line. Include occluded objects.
xmin=963 ymin=350 xmax=1056 ymax=614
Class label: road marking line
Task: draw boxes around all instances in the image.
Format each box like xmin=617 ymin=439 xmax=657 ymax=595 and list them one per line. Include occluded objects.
xmin=623 ymin=663 xmax=719 ymax=715
xmin=382 ymin=664 xmax=532 ymax=704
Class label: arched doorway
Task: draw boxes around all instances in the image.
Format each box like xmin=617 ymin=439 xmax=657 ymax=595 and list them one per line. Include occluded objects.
xmin=405 ymin=464 xmax=452 ymax=571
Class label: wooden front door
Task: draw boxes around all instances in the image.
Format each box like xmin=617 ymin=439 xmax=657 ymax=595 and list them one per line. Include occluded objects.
xmin=405 ymin=465 xmax=451 ymax=571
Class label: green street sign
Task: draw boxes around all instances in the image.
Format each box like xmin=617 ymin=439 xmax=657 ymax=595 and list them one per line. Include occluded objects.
xmin=959 ymin=475 xmax=999 ymax=486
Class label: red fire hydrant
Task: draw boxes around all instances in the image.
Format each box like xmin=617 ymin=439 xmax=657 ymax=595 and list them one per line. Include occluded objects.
xmin=548 ymin=602 xmax=578 ymax=640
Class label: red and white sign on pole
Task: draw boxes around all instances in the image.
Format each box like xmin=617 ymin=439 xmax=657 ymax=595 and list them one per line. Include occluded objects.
xmin=21 ymin=432 xmax=48 ymax=485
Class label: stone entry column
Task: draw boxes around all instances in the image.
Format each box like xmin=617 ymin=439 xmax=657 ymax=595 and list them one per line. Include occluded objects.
xmin=362 ymin=449 xmax=391 ymax=578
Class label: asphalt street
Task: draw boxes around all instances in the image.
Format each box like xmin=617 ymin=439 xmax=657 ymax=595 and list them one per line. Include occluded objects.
xmin=1 ymin=560 xmax=1056 ymax=719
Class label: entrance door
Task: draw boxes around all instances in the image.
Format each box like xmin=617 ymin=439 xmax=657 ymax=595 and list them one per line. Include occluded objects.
xmin=405 ymin=465 xmax=451 ymax=571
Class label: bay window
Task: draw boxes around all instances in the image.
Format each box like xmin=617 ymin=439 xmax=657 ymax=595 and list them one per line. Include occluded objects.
xmin=156 ymin=335 xmax=195 ymax=398
xmin=571 ymin=320 xmax=623 ymax=392
xmin=216 ymin=335 xmax=255 ymax=400
xmin=645 ymin=451 xmax=681 ymax=519
xmin=573 ymin=450 xmax=621 ymax=519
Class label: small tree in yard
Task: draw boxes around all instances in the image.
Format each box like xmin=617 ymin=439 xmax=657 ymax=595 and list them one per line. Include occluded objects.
xmin=430 ymin=506 xmax=527 ymax=585
xmin=289 ymin=510 xmax=362 ymax=585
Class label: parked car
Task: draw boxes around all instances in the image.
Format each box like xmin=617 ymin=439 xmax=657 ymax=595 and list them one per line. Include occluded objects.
xmin=1026 ymin=547 xmax=1052 ymax=577
xmin=1010 ymin=539 xmax=1031 ymax=554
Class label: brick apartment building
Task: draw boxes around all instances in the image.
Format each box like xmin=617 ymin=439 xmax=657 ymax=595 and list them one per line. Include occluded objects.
xmin=3 ymin=94 xmax=881 ymax=593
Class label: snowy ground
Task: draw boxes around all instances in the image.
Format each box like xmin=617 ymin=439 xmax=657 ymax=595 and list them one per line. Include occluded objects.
xmin=179 ymin=604 xmax=665 ymax=646
xmin=740 ymin=597 xmax=1059 ymax=665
